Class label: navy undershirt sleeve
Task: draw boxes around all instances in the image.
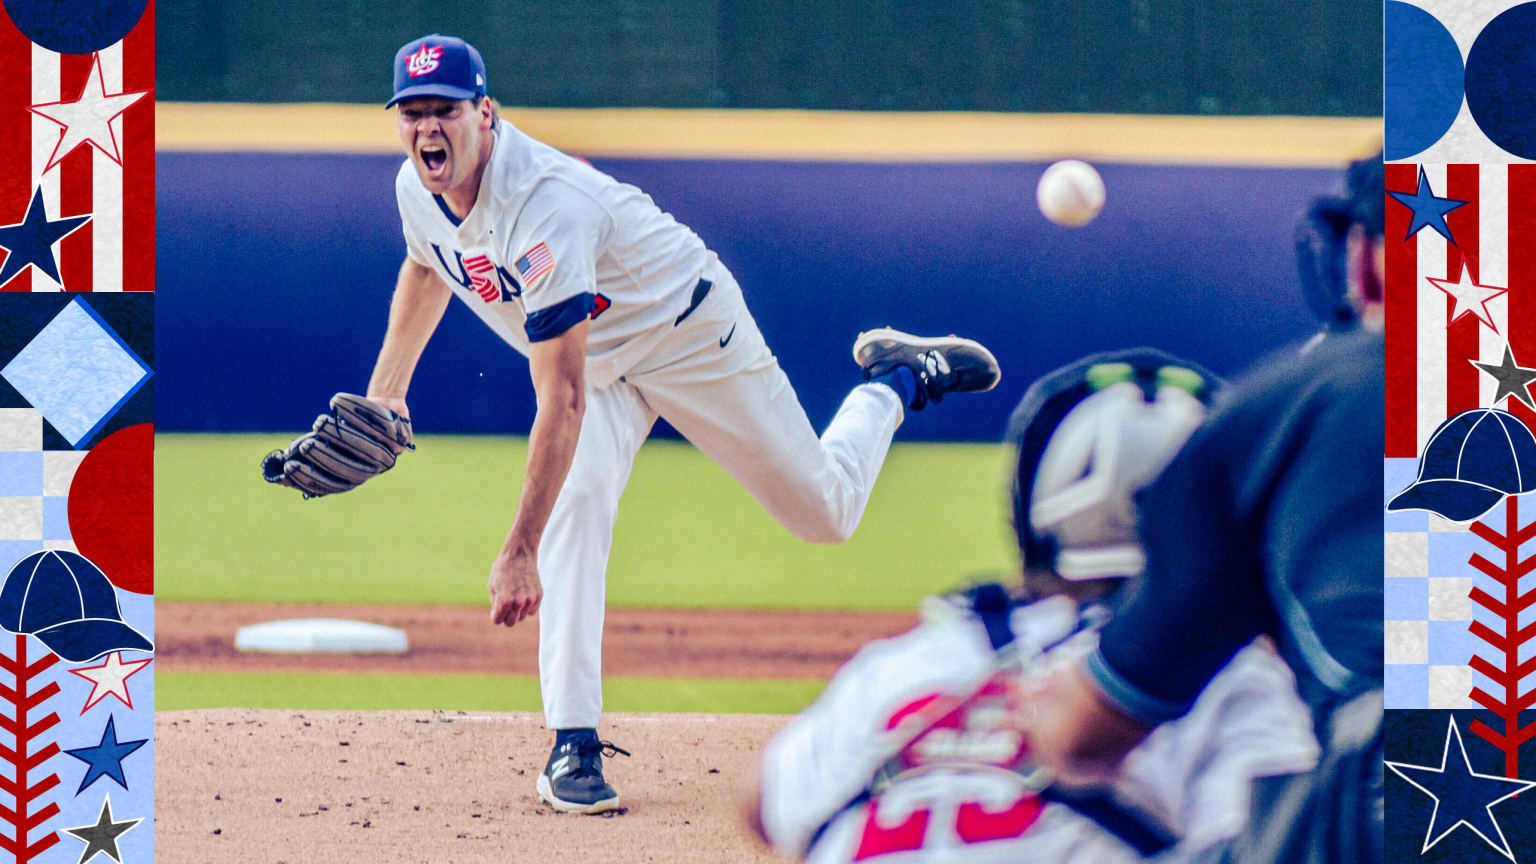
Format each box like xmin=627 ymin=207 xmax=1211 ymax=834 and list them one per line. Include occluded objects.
xmin=1091 ymin=410 xmax=1270 ymax=724
xmin=525 ymin=292 xmax=596 ymax=342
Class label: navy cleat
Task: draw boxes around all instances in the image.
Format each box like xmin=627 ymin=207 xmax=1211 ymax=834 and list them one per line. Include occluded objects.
xmin=853 ymin=327 xmax=1001 ymax=410
xmin=536 ymin=735 xmax=630 ymax=815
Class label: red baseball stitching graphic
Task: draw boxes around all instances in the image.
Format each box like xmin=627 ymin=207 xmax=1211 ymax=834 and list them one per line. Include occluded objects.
xmin=1467 ymin=496 xmax=1536 ymax=778
xmin=0 ymin=635 xmax=62 ymax=861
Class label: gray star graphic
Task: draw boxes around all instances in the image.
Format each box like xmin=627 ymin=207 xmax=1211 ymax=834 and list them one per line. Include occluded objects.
xmin=1472 ymin=346 xmax=1536 ymax=409
xmin=64 ymin=796 xmax=141 ymax=864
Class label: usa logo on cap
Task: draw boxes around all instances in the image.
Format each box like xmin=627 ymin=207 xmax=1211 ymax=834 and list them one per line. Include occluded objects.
xmin=387 ymin=34 xmax=488 ymax=108
xmin=406 ymin=44 xmax=443 ymax=78
xmin=1387 ymin=408 xmax=1536 ymax=522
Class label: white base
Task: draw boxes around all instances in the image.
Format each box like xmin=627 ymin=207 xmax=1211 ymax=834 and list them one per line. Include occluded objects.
xmin=536 ymin=772 xmax=621 ymax=815
xmin=234 ymin=618 xmax=408 ymax=654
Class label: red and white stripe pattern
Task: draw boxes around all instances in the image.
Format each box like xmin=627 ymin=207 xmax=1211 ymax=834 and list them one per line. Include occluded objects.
xmin=1385 ymin=163 xmax=1536 ymax=457
xmin=465 ymin=253 xmax=500 ymax=303
xmin=0 ymin=4 xmax=153 ymax=293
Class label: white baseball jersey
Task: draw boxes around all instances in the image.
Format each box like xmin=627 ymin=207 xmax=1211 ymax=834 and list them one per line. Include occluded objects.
xmin=758 ymin=594 xmax=1320 ymax=864
xmin=396 ymin=118 xmax=710 ymax=386
xmin=393 ymin=117 xmax=907 ymax=734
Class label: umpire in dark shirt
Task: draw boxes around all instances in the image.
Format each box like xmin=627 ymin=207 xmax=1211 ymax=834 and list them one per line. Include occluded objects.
xmin=1023 ymin=154 xmax=1385 ymax=864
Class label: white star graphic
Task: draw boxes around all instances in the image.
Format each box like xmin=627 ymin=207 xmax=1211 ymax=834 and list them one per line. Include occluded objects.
xmin=27 ymin=53 xmax=150 ymax=173
xmin=69 ymin=651 xmax=153 ymax=714
xmin=1428 ymin=264 xmax=1509 ymax=332
xmin=1385 ymin=719 xmax=1536 ymax=861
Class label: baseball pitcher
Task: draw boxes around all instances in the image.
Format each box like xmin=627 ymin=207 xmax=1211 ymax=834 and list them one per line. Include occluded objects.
xmin=263 ymin=33 xmax=1002 ymax=815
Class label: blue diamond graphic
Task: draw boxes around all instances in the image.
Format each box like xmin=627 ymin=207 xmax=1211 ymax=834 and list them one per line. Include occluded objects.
xmin=0 ymin=298 xmax=151 ymax=448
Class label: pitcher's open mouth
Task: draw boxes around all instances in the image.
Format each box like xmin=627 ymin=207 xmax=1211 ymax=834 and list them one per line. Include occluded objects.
xmin=420 ymin=145 xmax=447 ymax=178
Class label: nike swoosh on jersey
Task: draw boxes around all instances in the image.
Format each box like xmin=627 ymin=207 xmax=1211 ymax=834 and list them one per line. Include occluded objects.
xmin=720 ymin=323 xmax=737 ymax=348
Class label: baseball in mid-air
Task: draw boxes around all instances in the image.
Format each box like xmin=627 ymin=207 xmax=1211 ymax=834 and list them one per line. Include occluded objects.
xmin=1036 ymin=159 xmax=1105 ymax=227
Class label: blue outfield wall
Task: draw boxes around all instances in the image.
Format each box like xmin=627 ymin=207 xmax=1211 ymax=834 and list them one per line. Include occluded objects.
xmin=156 ymin=154 xmax=1338 ymax=441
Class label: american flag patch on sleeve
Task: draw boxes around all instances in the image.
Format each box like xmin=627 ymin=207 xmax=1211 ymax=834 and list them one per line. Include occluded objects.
xmin=514 ymin=242 xmax=556 ymax=286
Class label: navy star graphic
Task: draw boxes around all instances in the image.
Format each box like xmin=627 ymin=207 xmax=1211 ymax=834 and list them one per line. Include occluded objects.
xmin=1386 ymin=718 xmax=1536 ymax=861
xmin=1388 ymin=166 xmax=1468 ymax=244
xmin=0 ymin=187 xmax=92 ymax=289
xmin=65 ymin=715 xmax=146 ymax=793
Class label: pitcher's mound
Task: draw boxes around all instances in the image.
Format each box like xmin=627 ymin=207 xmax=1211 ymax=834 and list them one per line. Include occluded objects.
xmin=158 ymin=709 xmax=789 ymax=863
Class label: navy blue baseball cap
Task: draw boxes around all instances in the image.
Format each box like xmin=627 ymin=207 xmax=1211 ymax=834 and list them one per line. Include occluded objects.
xmin=387 ymin=34 xmax=487 ymax=108
xmin=0 ymin=550 xmax=153 ymax=662
xmin=1388 ymin=408 xmax=1536 ymax=521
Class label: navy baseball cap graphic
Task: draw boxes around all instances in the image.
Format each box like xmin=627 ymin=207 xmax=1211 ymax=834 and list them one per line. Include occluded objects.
xmin=387 ymin=34 xmax=487 ymax=108
xmin=1388 ymin=408 xmax=1536 ymax=521
xmin=0 ymin=550 xmax=152 ymax=662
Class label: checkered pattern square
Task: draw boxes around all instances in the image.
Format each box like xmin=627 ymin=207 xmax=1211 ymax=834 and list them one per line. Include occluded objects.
xmin=1386 ymin=457 xmax=1536 ymax=710
xmin=0 ymin=409 xmax=79 ymax=574
xmin=0 ymin=410 xmax=45 ymax=574
xmin=1385 ymin=458 xmax=1492 ymax=709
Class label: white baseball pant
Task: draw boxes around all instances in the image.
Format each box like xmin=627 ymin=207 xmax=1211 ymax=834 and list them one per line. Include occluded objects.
xmin=537 ymin=256 xmax=904 ymax=729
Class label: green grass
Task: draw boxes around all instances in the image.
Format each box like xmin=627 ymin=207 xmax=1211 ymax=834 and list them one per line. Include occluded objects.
xmin=157 ymin=671 xmax=828 ymax=714
xmin=158 ymin=434 xmax=1020 ymax=610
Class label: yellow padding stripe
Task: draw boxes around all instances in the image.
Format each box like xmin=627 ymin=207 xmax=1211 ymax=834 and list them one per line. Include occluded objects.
xmin=159 ymin=103 xmax=1381 ymax=166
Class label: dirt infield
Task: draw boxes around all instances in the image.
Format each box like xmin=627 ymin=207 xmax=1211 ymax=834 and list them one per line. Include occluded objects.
xmin=156 ymin=604 xmax=920 ymax=862
xmin=157 ymin=602 xmax=917 ymax=678
xmin=157 ymin=709 xmax=787 ymax=863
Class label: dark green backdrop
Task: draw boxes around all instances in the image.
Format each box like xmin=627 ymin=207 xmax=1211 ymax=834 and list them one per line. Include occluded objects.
xmin=159 ymin=0 xmax=1380 ymax=114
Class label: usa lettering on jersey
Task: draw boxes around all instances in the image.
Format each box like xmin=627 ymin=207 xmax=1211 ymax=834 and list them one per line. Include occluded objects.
xmin=465 ymin=254 xmax=500 ymax=302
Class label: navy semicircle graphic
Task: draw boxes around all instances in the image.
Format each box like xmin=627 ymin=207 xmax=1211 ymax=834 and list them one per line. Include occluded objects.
xmin=1465 ymin=2 xmax=1536 ymax=161
xmin=1 ymin=0 xmax=148 ymax=54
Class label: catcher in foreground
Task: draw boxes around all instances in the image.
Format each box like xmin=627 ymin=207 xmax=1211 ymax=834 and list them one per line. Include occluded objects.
xmin=749 ymin=350 xmax=1319 ymax=863
xmin=262 ymin=393 xmax=414 ymax=498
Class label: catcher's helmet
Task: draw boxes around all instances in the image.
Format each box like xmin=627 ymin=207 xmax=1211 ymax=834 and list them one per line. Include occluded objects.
xmin=1007 ymin=349 xmax=1220 ymax=581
